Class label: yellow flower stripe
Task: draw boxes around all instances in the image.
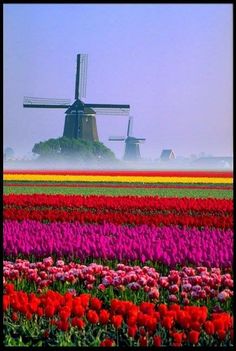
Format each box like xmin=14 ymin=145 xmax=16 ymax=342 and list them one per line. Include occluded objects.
xmin=3 ymin=174 xmax=233 ymax=184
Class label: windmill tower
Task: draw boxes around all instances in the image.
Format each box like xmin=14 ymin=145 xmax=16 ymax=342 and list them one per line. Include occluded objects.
xmin=109 ymin=116 xmax=145 ymax=161
xmin=23 ymin=54 xmax=130 ymax=142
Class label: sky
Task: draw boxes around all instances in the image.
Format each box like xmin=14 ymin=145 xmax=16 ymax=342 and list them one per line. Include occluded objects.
xmin=3 ymin=4 xmax=233 ymax=160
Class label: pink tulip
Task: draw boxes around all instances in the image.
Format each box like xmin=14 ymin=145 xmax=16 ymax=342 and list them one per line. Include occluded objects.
xmin=169 ymin=294 xmax=178 ymax=303
xmin=148 ymin=288 xmax=159 ymax=299
xmin=169 ymin=285 xmax=179 ymax=294
xmin=56 ymin=260 xmax=65 ymax=267
xmin=98 ymin=284 xmax=106 ymax=291
xmin=218 ymin=291 xmax=229 ymax=302
xmin=183 ymin=298 xmax=190 ymax=305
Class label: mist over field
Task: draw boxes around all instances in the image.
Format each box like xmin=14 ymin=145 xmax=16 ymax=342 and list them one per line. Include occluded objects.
xmin=3 ymin=157 xmax=233 ymax=171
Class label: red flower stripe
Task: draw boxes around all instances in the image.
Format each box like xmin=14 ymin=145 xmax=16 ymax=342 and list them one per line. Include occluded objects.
xmin=3 ymin=194 xmax=233 ymax=212
xmin=3 ymin=207 xmax=232 ymax=229
xmin=3 ymin=170 xmax=233 ymax=177
xmin=4 ymin=204 xmax=232 ymax=219
xmin=3 ymin=284 xmax=233 ymax=346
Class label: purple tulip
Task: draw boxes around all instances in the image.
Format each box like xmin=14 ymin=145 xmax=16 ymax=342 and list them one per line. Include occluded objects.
xmin=3 ymin=220 xmax=233 ymax=268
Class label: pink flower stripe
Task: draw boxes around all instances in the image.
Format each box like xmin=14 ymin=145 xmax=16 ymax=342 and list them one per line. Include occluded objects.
xmin=4 ymin=220 xmax=233 ymax=267
xmin=4 ymin=258 xmax=233 ymax=304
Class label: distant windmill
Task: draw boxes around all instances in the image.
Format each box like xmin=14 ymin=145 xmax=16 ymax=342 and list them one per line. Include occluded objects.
xmin=109 ymin=116 xmax=145 ymax=160
xmin=23 ymin=54 xmax=130 ymax=142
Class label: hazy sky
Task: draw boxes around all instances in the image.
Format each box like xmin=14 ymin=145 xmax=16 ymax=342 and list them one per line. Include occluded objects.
xmin=3 ymin=4 xmax=233 ymax=159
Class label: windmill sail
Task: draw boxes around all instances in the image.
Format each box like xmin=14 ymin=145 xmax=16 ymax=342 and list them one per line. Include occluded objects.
xmin=137 ymin=138 xmax=146 ymax=142
xmin=23 ymin=97 xmax=71 ymax=108
xmin=132 ymin=138 xmax=146 ymax=143
xmin=75 ymin=54 xmax=88 ymax=100
xmin=23 ymin=53 xmax=130 ymax=143
xmin=127 ymin=116 xmax=133 ymax=137
xmin=109 ymin=136 xmax=126 ymax=141
xmin=85 ymin=103 xmax=130 ymax=115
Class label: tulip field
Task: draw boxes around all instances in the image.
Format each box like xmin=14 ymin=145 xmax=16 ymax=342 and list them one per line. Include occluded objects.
xmin=3 ymin=170 xmax=234 ymax=347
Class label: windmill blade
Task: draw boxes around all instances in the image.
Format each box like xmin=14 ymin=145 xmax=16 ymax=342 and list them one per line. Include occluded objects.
xmin=23 ymin=97 xmax=71 ymax=108
xmin=135 ymin=138 xmax=146 ymax=143
xmin=85 ymin=103 xmax=130 ymax=115
xmin=127 ymin=116 xmax=133 ymax=137
xmin=109 ymin=136 xmax=126 ymax=141
xmin=75 ymin=54 xmax=88 ymax=100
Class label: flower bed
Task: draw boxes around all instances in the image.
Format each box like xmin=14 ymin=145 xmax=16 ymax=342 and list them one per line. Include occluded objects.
xmin=4 ymin=221 xmax=233 ymax=267
xmin=4 ymin=194 xmax=233 ymax=211
xmin=3 ymin=170 xmax=234 ymax=347
xmin=4 ymin=208 xmax=232 ymax=229
xmin=3 ymin=283 xmax=234 ymax=347
xmin=4 ymin=258 xmax=233 ymax=307
xmin=3 ymin=173 xmax=233 ymax=183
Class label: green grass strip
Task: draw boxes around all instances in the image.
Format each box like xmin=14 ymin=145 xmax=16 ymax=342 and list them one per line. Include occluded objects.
xmin=3 ymin=181 xmax=232 ymax=187
xmin=3 ymin=185 xmax=233 ymax=198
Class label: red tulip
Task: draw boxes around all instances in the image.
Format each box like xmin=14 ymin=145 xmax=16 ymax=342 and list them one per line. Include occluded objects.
xmin=139 ymin=336 xmax=148 ymax=346
xmin=110 ymin=299 xmax=120 ymax=313
xmin=162 ymin=316 xmax=174 ymax=330
xmin=3 ymin=295 xmax=10 ymax=312
xmin=37 ymin=307 xmax=44 ymax=317
xmin=213 ymin=318 xmax=225 ymax=332
xmin=172 ymin=332 xmax=183 ymax=344
xmin=5 ymin=283 xmax=15 ymax=294
xmin=140 ymin=302 xmax=155 ymax=314
xmin=158 ymin=304 xmax=168 ymax=316
xmin=153 ymin=335 xmax=161 ymax=347
xmin=217 ymin=329 xmax=227 ymax=341
xmin=26 ymin=312 xmax=32 ymax=320
xmin=190 ymin=321 xmax=201 ymax=331
xmin=188 ymin=330 xmax=200 ymax=344
xmin=128 ymin=325 xmax=137 ymax=338
xmin=146 ymin=316 xmax=157 ymax=332
xmin=169 ymin=304 xmax=181 ymax=312
xmin=71 ymin=317 xmax=85 ymax=329
xmin=11 ymin=312 xmax=18 ymax=322
xmin=80 ymin=293 xmax=91 ymax=308
xmin=28 ymin=301 xmax=39 ymax=314
xmin=73 ymin=304 xmax=84 ymax=318
xmin=99 ymin=309 xmax=110 ymax=325
xmin=57 ymin=320 xmax=69 ymax=331
xmin=90 ymin=297 xmax=102 ymax=311
xmin=111 ymin=315 xmax=123 ymax=329
xmin=139 ymin=327 xmax=146 ymax=336
xmin=127 ymin=315 xmax=137 ymax=327
xmin=59 ymin=307 xmax=71 ymax=321
xmin=100 ymin=338 xmax=115 ymax=347
xmin=87 ymin=310 xmax=99 ymax=324
xmin=204 ymin=321 xmax=215 ymax=335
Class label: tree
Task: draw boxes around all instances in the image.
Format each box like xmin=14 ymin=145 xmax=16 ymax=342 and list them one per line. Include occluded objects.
xmin=32 ymin=137 xmax=116 ymax=161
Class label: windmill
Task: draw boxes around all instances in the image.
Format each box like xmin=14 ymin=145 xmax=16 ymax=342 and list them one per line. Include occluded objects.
xmin=23 ymin=54 xmax=130 ymax=142
xmin=109 ymin=116 xmax=145 ymax=160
